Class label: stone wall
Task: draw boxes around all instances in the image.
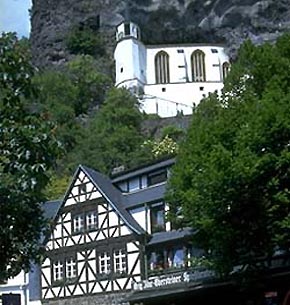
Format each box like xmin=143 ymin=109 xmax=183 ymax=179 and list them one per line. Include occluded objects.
xmin=42 ymin=291 xmax=130 ymax=305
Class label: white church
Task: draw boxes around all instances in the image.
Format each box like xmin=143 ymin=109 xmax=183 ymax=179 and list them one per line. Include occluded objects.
xmin=114 ymin=21 xmax=230 ymax=118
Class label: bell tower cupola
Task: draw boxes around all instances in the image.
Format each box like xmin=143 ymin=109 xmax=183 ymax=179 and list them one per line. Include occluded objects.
xmin=116 ymin=21 xmax=141 ymax=42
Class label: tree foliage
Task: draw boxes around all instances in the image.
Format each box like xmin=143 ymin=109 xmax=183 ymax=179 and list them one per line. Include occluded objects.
xmin=66 ymin=25 xmax=105 ymax=57
xmin=0 ymin=33 xmax=62 ymax=280
xmin=166 ymin=34 xmax=290 ymax=280
xmin=66 ymin=87 xmax=150 ymax=175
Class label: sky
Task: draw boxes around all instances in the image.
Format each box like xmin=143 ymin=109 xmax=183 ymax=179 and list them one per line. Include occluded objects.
xmin=0 ymin=0 xmax=32 ymax=38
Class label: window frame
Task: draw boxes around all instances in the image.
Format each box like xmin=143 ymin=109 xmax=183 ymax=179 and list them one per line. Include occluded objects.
xmin=191 ymin=50 xmax=206 ymax=82
xmin=98 ymin=251 xmax=111 ymax=275
xmin=113 ymin=248 xmax=127 ymax=275
xmin=155 ymin=51 xmax=170 ymax=84
xmin=150 ymin=202 xmax=166 ymax=233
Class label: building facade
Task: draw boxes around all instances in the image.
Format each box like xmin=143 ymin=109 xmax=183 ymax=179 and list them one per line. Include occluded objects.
xmin=114 ymin=22 xmax=230 ymax=117
xmin=39 ymin=158 xmax=209 ymax=305
xmin=38 ymin=158 xmax=290 ymax=305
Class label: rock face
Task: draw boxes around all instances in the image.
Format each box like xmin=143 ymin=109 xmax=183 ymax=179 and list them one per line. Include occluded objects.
xmin=30 ymin=0 xmax=290 ymax=68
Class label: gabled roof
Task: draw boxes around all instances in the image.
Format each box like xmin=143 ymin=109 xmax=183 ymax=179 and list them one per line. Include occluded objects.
xmin=80 ymin=165 xmax=145 ymax=235
xmin=42 ymin=200 xmax=62 ymax=221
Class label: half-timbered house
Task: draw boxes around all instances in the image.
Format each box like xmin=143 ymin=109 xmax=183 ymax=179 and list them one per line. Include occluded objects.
xmin=40 ymin=157 xmax=290 ymax=305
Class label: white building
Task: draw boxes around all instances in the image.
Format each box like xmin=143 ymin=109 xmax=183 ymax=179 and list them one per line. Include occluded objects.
xmin=114 ymin=21 xmax=230 ymax=117
xmin=0 ymin=272 xmax=29 ymax=305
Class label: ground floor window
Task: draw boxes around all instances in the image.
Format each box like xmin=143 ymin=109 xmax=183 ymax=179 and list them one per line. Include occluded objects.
xmin=147 ymin=246 xmax=191 ymax=273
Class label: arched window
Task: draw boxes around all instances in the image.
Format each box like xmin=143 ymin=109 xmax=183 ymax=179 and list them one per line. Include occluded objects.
xmin=191 ymin=50 xmax=206 ymax=82
xmin=222 ymin=62 xmax=230 ymax=81
xmin=155 ymin=51 xmax=170 ymax=84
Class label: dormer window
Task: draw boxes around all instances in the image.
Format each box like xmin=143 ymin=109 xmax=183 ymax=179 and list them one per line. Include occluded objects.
xmin=147 ymin=170 xmax=167 ymax=186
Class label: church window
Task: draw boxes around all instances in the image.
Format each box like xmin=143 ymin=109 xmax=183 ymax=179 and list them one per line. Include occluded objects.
xmin=73 ymin=214 xmax=84 ymax=233
xmin=114 ymin=249 xmax=127 ymax=274
xmin=191 ymin=50 xmax=206 ymax=82
xmin=99 ymin=252 xmax=111 ymax=274
xmin=66 ymin=258 xmax=77 ymax=279
xmin=86 ymin=211 xmax=98 ymax=230
xmin=222 ymin=62 xmax=230 ymax=80
xmin=150 ymin=202 xmax=165 ymax=233
xmin=155 ymin=51 xmax=170 ymax=84
xmin=53 ymin=261 xmax=64 ymax=281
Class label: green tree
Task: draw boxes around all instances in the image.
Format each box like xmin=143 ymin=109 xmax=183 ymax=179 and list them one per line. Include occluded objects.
xmin=66 ymin=55 xmax=112 ymax=116
xmin=0 ymin=33 xmax=62 ymax=281
xmin=67 ymin=87 xmax=149 ymax=174
xmin=66 ymin=25 xmax=105 ymax=57
xmin=166 ymin=34 xmax=290 ymax=282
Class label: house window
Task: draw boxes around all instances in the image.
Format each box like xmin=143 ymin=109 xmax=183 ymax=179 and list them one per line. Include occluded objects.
xmin=114 ymin=249 xmax=127 ymax=274
xmin=78 ymin=183 xmax=86 ymax=194
xmin=222 ymin=62 xmax=230 ymax=80
xmin=73 ymin=214 xmax=84 ymax=233
xmin=66 ymin=258 xmax=77 ymax=279
xmin=147 ymin=170 xmax=167 ymax=186
xmin=99 ymin=252 xmax=111 ymax=274
xmin=148 ymin=246 xmax=189 ymax=273
xmin=191 ymin=50 xmax=206 ymax=82
xmin=150 ymin=202 xmax=165 ymax=233
xmin=53 ymin=261 xmax=64 ymax=281
xmin=155 ymin=51 xmax=170 ymax=84
xmin=86 ymin=211 xmax=98 ymax=230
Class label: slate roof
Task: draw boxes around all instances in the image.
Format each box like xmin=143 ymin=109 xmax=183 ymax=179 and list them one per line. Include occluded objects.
xmin=111 ymin=158 xmax=175 ymax=183
xmin=81 ymin=165 xmax=146 ymax=235
xmin=42 ymin=200 xmax=62 ymax=221
xmin=123 ymin=182 xmax=166 ymax=208
xmin=147 ymin=227 xmax=195 ymax=246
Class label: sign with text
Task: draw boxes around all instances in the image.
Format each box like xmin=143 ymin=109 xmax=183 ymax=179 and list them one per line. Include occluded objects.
xmin=132 ymin=269 xmax=215 ymax=291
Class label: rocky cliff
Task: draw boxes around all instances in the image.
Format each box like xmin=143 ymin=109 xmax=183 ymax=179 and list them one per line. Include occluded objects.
xmin=30 ymin=0 xmax=290 ymax=68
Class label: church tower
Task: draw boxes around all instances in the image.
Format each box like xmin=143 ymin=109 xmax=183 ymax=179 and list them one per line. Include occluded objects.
xmin=114 ymin=21 xmax=146 ymax=95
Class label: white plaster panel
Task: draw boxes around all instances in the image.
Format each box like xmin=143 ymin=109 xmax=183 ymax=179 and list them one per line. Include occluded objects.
xmin=90 ymin=190 xmax=102 ymax=199
xmin=127 ymin=252 xmax=139 ymax=271
xmin=120 ymin=225 xmax=131 ymax=236
xmin=87 ymin=266 xmax=95 ymax=281
xmin=42 ymin=258 xmax=50 ymax=267
xmin=100 ymin=280 xmax=110 ymax=292
xmin=64 ymin=197 xmax=75 ymax=206
xmin=127 ymin=242 xmax=139 ymax=253
xmin=43 ymin=289 xmax=53 ymax=299
xmin=92 ymin=282 xmax=103 ymax=293
xmin=108 ymin=211 xmax=119 ymax=227
xmin=78 ymin=171 xmax=85 ymax=181
xmin=71 ymin=186 xmax=78 ymax=196
xmin=130 ymin=207 xmax=146 ymax=231
xmin=117 ymin=277 xmax=128 ymax=290
xmin=73 ymin=285 xmax=83 ymax=296
xmin=98 ymin=204 xmax=107 ymax=214
xmin=41 ymin=269 xmax=51 ymax=288
xmin=54 ymin=223 xmax=62 ymax=239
